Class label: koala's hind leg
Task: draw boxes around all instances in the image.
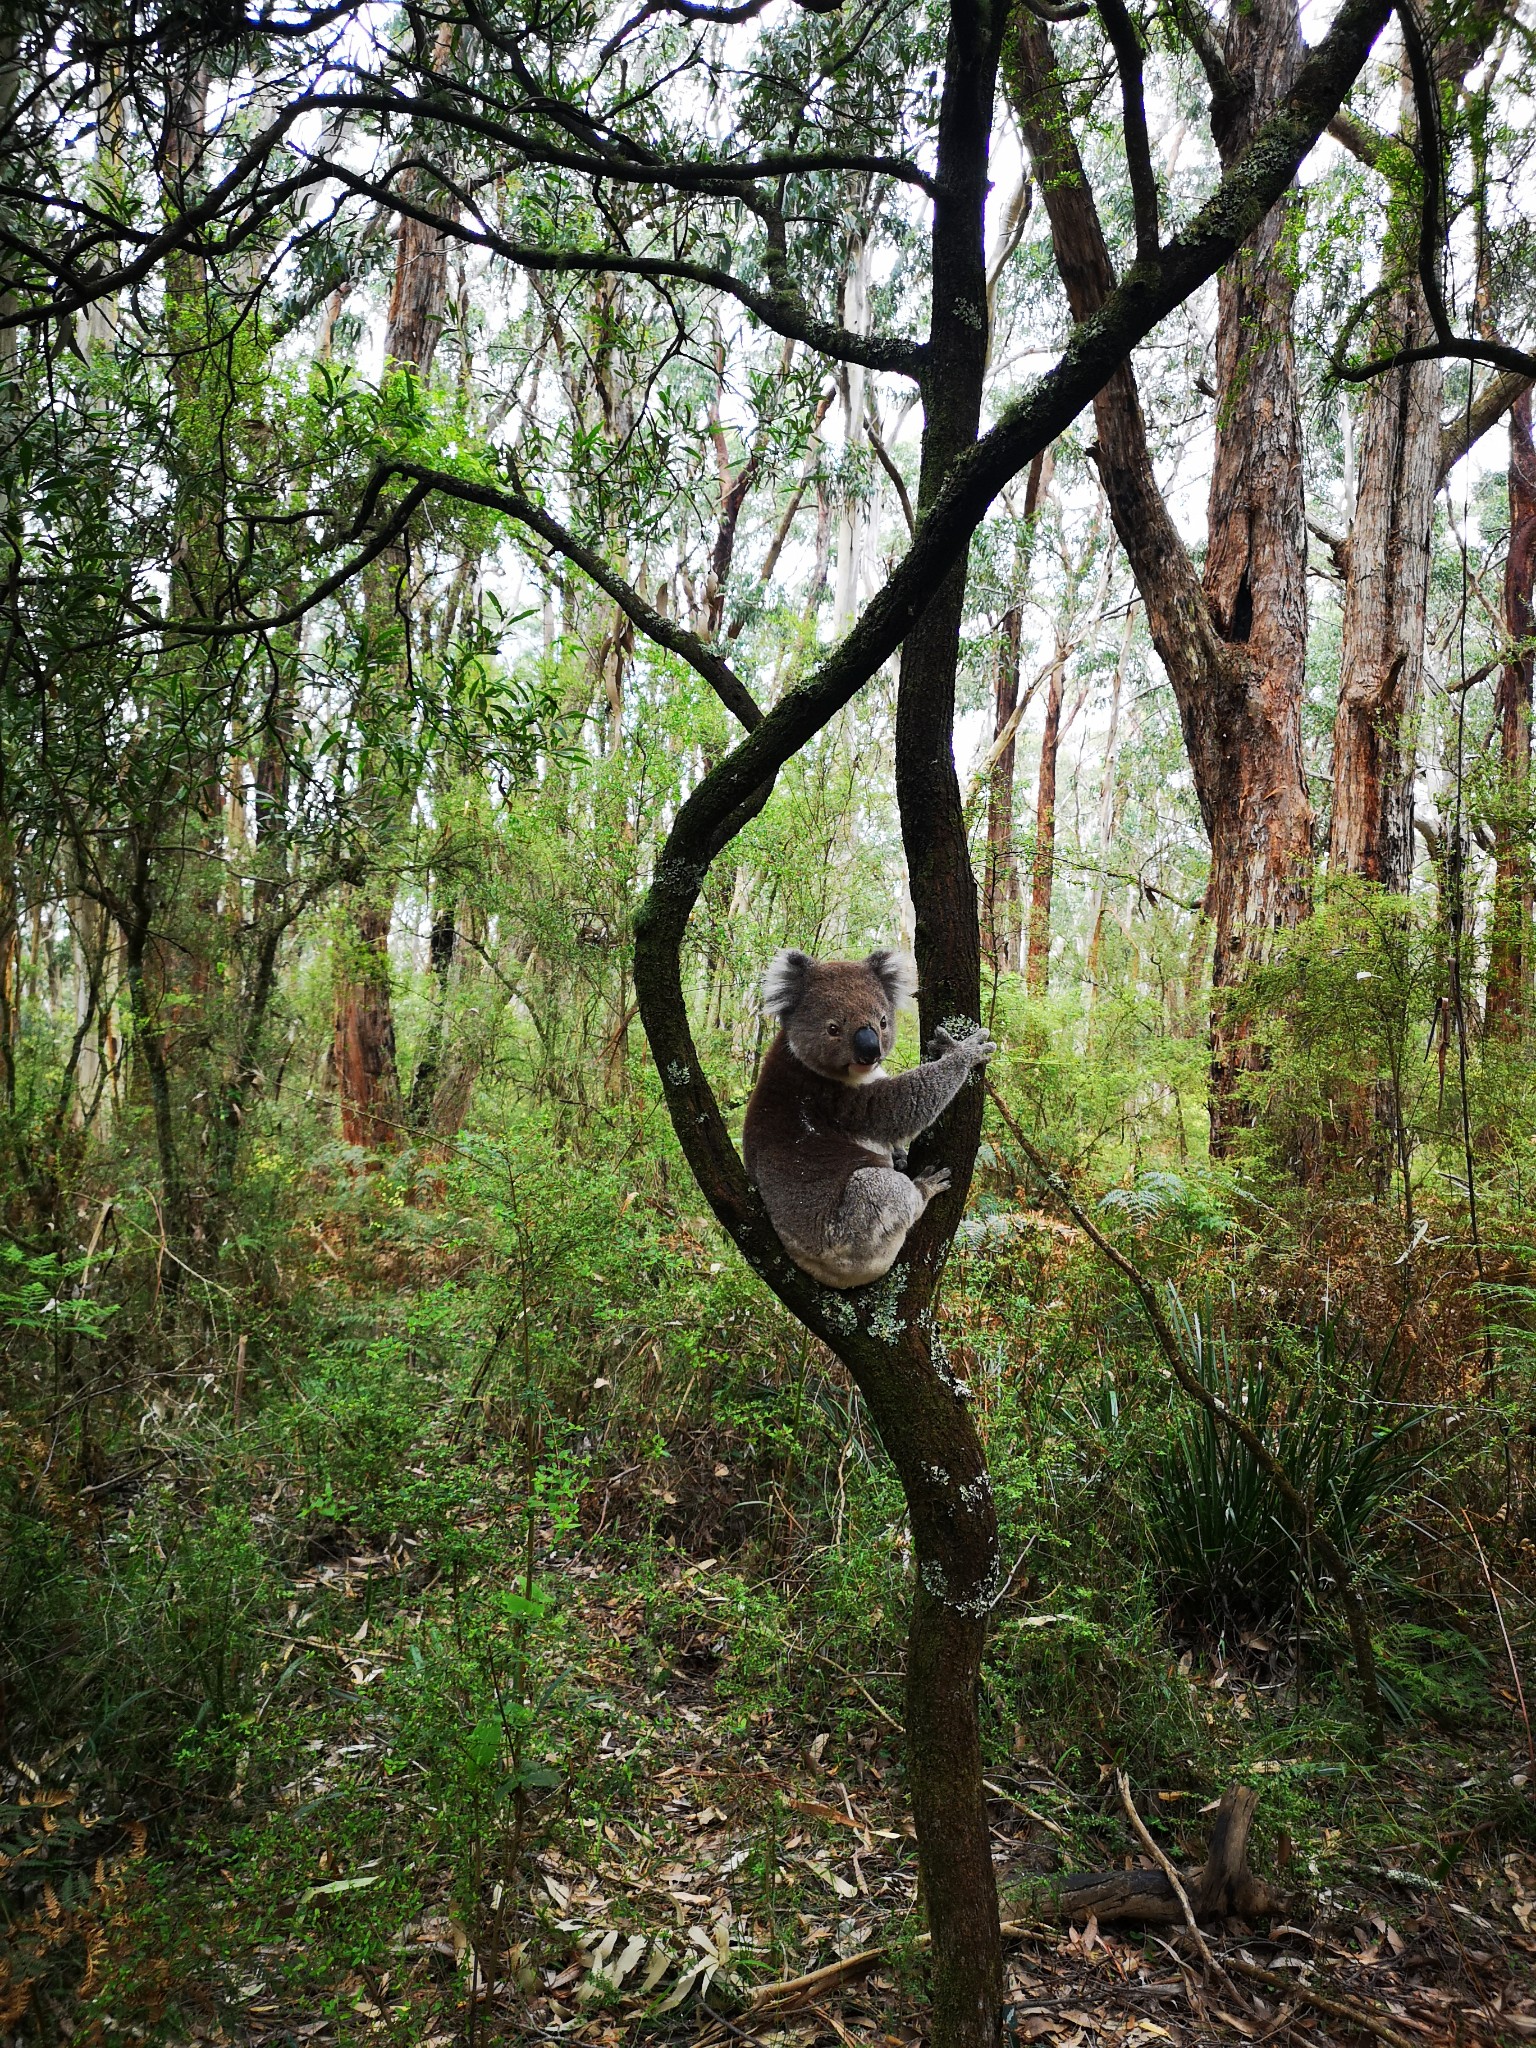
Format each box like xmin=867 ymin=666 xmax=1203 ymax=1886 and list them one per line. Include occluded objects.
xmin=805 ymin=1167 xmax=934 ymax=1291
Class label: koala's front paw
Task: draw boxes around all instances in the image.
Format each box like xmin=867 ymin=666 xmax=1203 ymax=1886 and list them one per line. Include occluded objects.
xmin=928 ymin=1024 xmax=998 ymax=1068
xmin=913 ymin=1166 xmax=952 ymax=1204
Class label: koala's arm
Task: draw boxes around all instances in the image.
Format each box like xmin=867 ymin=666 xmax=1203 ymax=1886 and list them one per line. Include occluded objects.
xmin=837 ymin=1026 xmax=996 ymax=1146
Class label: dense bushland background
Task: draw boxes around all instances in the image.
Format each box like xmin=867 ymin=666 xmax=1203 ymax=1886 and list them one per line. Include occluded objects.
xmin=2 ymin=0 xmax=1535 ymax=2036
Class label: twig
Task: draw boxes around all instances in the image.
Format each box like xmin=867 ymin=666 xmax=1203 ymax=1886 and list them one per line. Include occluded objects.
xmin=807 ymin=2000 xmax=863 ymax=2048
xmin=1115 ymin=1770 xmax=1213 ymax=1970
xmin=697 ymin=1994 xmax=774 ymax=2046
xmin=1225 ymin=1954 xmax=1421 ymax=2048
xmin=746 ymin=1943 xmax=892 ymax=2012
xmin=1462 ymin=1508 xmax=1536 ymax=1772
xmin=804 ymin=1647 xmax=902 ymax=1731
xmin=743 ymin=1920 xmax=1039 ymax=2014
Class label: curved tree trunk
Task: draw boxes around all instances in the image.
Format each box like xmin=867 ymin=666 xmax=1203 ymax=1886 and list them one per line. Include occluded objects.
xmin=631 ymin=10 xmax=1393 ymax=2039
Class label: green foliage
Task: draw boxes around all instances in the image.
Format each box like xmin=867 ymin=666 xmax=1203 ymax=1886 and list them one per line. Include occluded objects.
xmin=1238 ymin=881 xmax=1447 ymax=1211
xmin=1141 ymin=1306 xmax=1432 ymax=1641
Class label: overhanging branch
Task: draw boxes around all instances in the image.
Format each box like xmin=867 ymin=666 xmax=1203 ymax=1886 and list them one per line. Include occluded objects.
xmin=384 ymin=462 xmax=764 ymax=732
xmin=630 ymin=0 xmax=1396 ymax=1307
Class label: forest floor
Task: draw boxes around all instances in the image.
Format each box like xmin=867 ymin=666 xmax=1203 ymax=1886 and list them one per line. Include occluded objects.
xmin=21 ymin=1506 xmax=1533 ymax=2048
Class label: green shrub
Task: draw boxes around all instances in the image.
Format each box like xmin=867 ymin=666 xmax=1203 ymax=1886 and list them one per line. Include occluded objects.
xmin=1141 ymin=1307 xmax=1431 ymax=1641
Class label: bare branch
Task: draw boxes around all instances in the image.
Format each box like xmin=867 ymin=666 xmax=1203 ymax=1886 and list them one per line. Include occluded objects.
xmin=865 ymin=401 xmax=916 ymax=535
xmin=1327 ymin=106 xmax=1390 ymax=168
xmin=1437 ymin=366 xmax=1535 ymax=480
xmin=304 ymin=89 xmax=943 ymax=197
xmin=1338 ymin=332 xmax=1536 ymax=385
xmin=1097 ymin=0 xmax=1159 ymax=261
xmin=385 ymin=463 xmax=764 ymax=733
xmin=318 ymin=169 xmax=928 ymax=379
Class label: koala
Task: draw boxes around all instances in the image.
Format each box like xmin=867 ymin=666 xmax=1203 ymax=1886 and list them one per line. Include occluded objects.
xmin=742 ymin=947 xmax=997 ymax=1290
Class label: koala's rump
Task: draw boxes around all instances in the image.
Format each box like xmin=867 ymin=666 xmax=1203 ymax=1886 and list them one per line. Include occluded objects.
xmin=743 ymin=1038 xmax=891 ymax=1251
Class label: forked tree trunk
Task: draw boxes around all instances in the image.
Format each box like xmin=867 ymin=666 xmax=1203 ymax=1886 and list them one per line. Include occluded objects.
xmin=1010 ymin=6 xmax=1313 ymax=1148
xmin=888 ymin=10 xmax=1009 ymax=2029
xmin=632 ymin=10 xmax=1397 ymax=2042
xmin=1487 ymin=390 xmax=1536 ymax=1037
xmin=1025 ymin=645 xmax=1065 ymax=995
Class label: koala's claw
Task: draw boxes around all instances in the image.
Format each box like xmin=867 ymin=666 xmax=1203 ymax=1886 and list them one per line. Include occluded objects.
xmin=913 ymin=1166 xmax=952 ymax=1202
xmin=928 ymin=1024 xmax=998 ymax=1068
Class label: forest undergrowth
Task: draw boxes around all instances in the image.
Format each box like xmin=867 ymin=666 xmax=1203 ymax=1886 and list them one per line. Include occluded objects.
xmin=5 ymin=1068 xmax=1536 ymax=2048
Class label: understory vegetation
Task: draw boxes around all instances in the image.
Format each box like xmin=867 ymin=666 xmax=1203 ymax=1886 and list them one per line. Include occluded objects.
xmin=5 ymin=1011 xmax=1536 ymax=2038
xmin=3 ymin=0 xmax=1536 ymax=2038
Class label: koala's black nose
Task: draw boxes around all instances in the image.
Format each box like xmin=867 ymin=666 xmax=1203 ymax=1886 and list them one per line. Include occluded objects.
xmin=852 ymin=1025 xmax=880 ymax=1064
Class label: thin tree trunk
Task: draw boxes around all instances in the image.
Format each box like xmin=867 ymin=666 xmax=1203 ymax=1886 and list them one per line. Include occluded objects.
xmin=1010 ymin=8 xmax=1313 ymax=1149
xmin=1328 ymin=306 xmax=1443 ymax=888
xmin=982 ymin=450 xmax=1048 ymax=976
xmin=1025 ymin=642 xmax=1065 ymax=995
xmin=1085 ymin=609 xmax=1133 ymax=1007
xmin=407 ymin=901 xmax=457 ymax=1124
xmin=331 ymin=141 xmax=455 ymax=1149
xmin=1487 ymin=389 xmax=1536 ymax=1036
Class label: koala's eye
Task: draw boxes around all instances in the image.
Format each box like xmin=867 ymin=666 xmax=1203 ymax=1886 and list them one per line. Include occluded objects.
xmin=880 ymin=1016 xmax=889 ymax=1029
xmin=827 ymin=1023 xmax=841 ymax=1037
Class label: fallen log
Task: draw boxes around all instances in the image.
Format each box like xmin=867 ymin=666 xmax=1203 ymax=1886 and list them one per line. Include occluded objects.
xmin=1051 ymin=1785 xmax=1279 ymax=1927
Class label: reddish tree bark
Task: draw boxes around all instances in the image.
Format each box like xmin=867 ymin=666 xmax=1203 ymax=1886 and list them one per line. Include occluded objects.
xmin=1010 ymin=2 xmax=1313 ymax=1147
xmin=334 ymin=901 xmax=404 ymax=1148
xmin=1487 ymin=389 xmax=1536 ymax=1037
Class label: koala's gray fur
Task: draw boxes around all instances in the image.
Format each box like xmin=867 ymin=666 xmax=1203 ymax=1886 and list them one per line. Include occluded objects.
xmin=742 ymin=948 xmax=996 ymax=1289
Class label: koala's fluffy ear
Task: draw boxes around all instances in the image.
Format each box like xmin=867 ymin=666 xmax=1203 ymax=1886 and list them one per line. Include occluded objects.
xmin=866 ymin=948 xmax=918 ymax=1011
xmin=762 ymin=948 xmax=812 ymax=1020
